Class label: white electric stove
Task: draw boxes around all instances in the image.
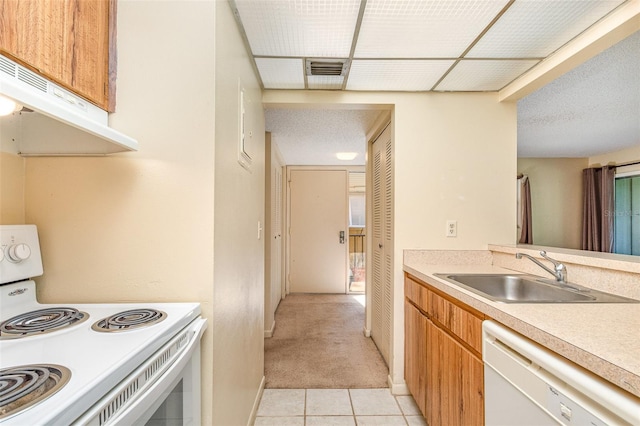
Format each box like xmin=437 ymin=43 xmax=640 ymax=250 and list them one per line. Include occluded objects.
xmin=0 ymin=225 xmax=206 ymax=425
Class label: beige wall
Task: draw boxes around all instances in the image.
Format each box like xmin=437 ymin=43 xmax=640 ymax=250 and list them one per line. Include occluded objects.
xmin=590 ymin=145 xmax=640 ymax=174
xmin=213 ymin=1 xmax=266 ymax=424
xmin=264 ymin=90 xmax=517 ymax=389
xmin=21 ymin=1 xmax=217 ymax=423
xmin=518 ymin=158 xmax=588 ymax=249
xmin=0 ymin=152 xmax=25 ymax=224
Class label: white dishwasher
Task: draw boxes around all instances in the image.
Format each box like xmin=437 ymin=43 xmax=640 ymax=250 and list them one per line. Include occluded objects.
xmin=482 ymin=320 xmax=640 ymax=426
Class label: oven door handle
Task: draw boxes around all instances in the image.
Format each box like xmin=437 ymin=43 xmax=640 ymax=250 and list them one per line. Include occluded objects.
xmin=73 ymin=317 xmax=207 ymax=426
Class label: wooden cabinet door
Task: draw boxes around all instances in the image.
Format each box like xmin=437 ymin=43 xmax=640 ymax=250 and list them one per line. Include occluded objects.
xmin=0 ymin=0 xmax=115 ymax=111
xmin=404 ymin=301 xmax=428 ymax=416
xmin=426 ymin=319 xmax=484 ymax=426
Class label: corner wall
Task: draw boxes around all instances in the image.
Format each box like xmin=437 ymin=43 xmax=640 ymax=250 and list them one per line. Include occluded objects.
xmin=213 ymin=1 xmax=266 ymax=424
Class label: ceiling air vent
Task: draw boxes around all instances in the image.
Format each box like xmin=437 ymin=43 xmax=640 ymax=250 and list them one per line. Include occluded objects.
xmin=305 ymin=59 xmax=349 ymax=76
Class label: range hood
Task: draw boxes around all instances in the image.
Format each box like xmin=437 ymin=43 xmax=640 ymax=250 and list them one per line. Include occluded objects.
xmin=0 ymin=54 xmax=138 ymax=156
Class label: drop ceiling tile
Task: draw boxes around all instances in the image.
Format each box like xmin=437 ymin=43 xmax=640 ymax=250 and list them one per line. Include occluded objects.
xmin=255 ymin=58 xmax=305 ymax=89
xmin=308 ymin=75 xmax=344 ymax=90
xmin=467 ymin=0 xmax=626 ymax=58
xmin=234 ymin=0 xmax=361 ymax=57
xmin=436 ymin=60 xmax=540 ymax=91
xmin=346 ymin=60 xmax=455 ymax=91
xmin=355 ymin=0 xmax=510 ymax=58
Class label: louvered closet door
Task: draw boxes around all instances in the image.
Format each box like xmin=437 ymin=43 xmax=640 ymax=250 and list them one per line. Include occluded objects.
xmin=371 ymin=124 xmax=393 ymax=364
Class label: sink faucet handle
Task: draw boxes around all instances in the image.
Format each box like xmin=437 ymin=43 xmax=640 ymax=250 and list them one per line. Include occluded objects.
xmin=540 ymin=251 xmax=567 ymax=282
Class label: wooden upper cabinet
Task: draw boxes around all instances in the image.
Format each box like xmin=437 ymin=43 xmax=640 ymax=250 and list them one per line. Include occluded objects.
xmin=0 ymin=0 xmax=117 ymax=111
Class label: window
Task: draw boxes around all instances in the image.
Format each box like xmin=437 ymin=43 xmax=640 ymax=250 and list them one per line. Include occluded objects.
xmin=614 ymin=174 xmax=640 ymax=255
xmin=349 ymin=194 xmax=365 ymax=228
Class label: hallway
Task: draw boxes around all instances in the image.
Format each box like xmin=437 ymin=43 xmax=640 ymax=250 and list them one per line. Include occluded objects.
xmin=259 ymin=294 xmax=427 ymax=425
xmin=264 ymin=294 xmax=387 ymax=389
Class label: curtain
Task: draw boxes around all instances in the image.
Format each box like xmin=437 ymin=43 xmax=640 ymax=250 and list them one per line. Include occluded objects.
xmin=517 ymin=175 xmax=533 ymax=244
xmin=581 ymin=166 xmax=615 ymax=252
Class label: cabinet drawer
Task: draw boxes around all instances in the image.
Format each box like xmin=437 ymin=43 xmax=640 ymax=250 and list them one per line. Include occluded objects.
xmin=429 ymin=291 xmax=483 ymax=353
xmin=405 ymin=276 xmax=428 ymax=310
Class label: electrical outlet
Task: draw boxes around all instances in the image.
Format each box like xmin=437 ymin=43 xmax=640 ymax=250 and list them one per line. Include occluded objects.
xmin=446 ymin=220 xmax=457 ymax=237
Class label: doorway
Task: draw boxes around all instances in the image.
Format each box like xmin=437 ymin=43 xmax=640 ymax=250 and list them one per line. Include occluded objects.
xmin=288 ymin=168 xmax=349 ymax=293
xmin=263 ymin=106 xmax=393 ymax=379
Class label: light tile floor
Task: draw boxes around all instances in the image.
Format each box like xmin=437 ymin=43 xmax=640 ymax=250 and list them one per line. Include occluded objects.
xmin=254 ymin=388 xmax=427 ymax=426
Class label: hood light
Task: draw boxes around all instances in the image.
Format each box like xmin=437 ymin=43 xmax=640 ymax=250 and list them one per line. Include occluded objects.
xmin=336 ymin=152 xmax=358 ymax=161
xmin=0 ymin=95 xmax=20 ymax=116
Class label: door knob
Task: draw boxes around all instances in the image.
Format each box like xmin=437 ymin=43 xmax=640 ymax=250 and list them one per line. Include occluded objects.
xmin=379 ymin=243 xmax=383 ymax=249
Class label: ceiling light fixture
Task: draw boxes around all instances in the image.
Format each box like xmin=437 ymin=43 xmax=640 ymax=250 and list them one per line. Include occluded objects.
xmin=336 ymin=152 xmax=358 ymax=161
xmin=0 ymin=95 xmax=20 ymax=116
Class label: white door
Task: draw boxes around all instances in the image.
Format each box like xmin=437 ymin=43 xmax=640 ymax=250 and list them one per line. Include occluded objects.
xmin=371 ymin=124 xmax=393 ymax=363
xmin=272 ymin=165 xmax=283 ymax=302
xmin=289 ymin=169 xmax=348 ymax=293
xmin=265 ymin=134 xmax=285 ymax=336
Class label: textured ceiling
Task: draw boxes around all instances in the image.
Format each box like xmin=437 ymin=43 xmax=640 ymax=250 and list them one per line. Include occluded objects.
xmin=231 ymin=0 xmax=628 ymax=92
xmin=265 ymin=108 xmax=383 ymax=165
xmin=517 ymin=30 xmax=640 ymax=158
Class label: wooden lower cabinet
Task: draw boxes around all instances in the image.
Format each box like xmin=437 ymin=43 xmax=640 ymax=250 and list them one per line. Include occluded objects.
xmin=404 ymin=274 xmax=484 ymax=425
xmin=405 ymin=301 xmax=428 ymax=415
xmin=426 ymin=318 xmax=484 ymax=426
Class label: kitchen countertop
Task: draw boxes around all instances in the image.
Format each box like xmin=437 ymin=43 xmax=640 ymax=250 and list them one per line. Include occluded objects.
xmin=403 ymin=259 xmax=640 ymax=399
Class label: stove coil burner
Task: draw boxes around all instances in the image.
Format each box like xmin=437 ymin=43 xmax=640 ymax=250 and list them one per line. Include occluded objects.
xmin=92 ymin=309 xmax=167 ymax=332
xmin=0 ymin=364 xmax=71 ymax=420
xmin=0 ymin=308 xmax=89 ymax=339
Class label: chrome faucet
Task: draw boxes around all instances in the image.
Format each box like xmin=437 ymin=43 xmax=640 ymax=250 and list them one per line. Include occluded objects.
xmin=515 ymin=251 xmax=567 ymax=283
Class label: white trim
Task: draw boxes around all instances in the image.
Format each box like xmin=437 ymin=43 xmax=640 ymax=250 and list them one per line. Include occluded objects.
xmin=363 ymin=327 xmax=371 ymax=337
xmin=387 ymin=376 xmax=410 ymax=395
xmin=247 ymin=375 xmax=266 ymax=426
xmin=264 ymin=320 xmax=276 ymax=338
xmin=615 ymin=170 xmax=640 ymax=178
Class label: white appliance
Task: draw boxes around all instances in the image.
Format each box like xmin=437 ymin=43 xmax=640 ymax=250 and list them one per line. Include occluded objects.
xmin=482 ymin=320 xmax=640 ymax=426
xmin=0 ymin=54 xmax=138 ymax=156
xmin=0 ymin=225 xmax=206 ymax=425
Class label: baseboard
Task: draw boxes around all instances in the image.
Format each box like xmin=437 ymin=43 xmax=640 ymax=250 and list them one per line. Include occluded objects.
xmin=363 ymin=327 xmax=371 ymax=337
xmin=387 ymin=375 xmax=410 ymax=395
xmin=247 ymin=375 xmax=266 ymax=426
xmin=264 ymin=320 xmax=276 ymax=338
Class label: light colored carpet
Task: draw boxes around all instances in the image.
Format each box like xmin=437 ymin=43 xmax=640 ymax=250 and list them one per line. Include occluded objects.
xmin=264 ymin=294 xmax=389 ymax=389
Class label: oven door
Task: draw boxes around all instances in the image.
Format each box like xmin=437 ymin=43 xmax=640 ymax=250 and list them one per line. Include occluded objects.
xmin=74 ymin=318 xmax=207 ymax=426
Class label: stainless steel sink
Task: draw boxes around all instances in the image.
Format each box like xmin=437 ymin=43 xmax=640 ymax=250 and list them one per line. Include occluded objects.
xmin=433 ymin=273 xmax=639 ymax=303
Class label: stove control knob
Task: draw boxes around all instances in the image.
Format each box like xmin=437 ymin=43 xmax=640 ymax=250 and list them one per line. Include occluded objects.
xmin=7 ymin=243 xmax=31 ymax=263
